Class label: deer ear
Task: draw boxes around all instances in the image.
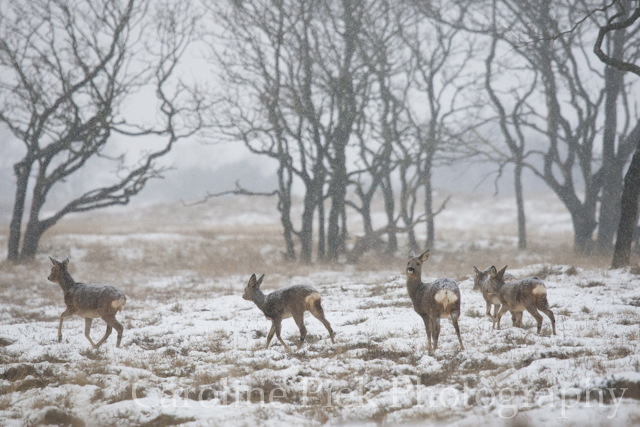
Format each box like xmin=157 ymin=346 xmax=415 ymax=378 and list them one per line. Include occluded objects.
xmin=419 ymin=249 xmax=430 ymax=262
xmin=473 ymin=266 xmax=481 ymax=276
xmin=256 ymin=274 xmax=265 ymax=287
xmin=61 ymin=256 xmax=69 ymax=268
xmin=49 ymin=256 xmax=59 ymax=265
xmin=248 ymin=274 xmax=257 ymax=287
xmin=489 ymin=265 xmax=497 ymax=278
xmin=497 ymin=265 xmax=508 ymax=280
xmin=408 ymin=250 xmax=416 ymax=259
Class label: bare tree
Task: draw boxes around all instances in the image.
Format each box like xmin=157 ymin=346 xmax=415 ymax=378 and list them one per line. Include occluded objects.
xmin=401 ymin=0 xmax=475 ymax=250
xmin=474 ymin=0 xmax=639 ymax=254
xmin=0 ymin=0 xmax=205 ymax=261
xmin=591 ymin=1 xmax=640 ymax=267
xmin=208 ymin=0 xmax=373 ymax=263
xmin=319 ymin=0 xmax=369 ymax=261
xmin=477 ymin=1 xmax=540 ymax=250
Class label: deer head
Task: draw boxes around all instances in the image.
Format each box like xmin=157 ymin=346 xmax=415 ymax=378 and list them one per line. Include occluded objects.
xmin=48 ymin=256 xmax=70 ymax=284
xmin=487 ymin=265 xmax=508 ymax=294
xmin=243 ymin=274 xmax=265 ymax=301
xmin=406 ymin=250 xmax=430 ymax=280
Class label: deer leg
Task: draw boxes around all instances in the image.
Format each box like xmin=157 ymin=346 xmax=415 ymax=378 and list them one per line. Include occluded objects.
xmin=525 ymin=306 xmax=544 ymax=335
xmin=538 ymin=300 xmax=556 ymax=335
xmin=94 ymin=324 xmax=112 ymax=348
xmin=514 ymin=311 xmax=523 ymax=328
xmin=265 ymin=324 xmax=276 ymax=349
xmin=114 ymin=320 xmax=124 ymax=348
xmin=83 ymin=318 xmax=99 ymax=349
xmin=485 ymin=300 xmax=493 ymax=318
xmin=495 ymin=305 xmax=510 ymax=330
xmin=95 ymin=315 xmax=113 ymax=347
xmin=431 ymin=317 xmax=441 ymax=352
xmin=310 ymin=302 xmax=335 ymax=343
xmin=292 ymin=310 xmax=307 ymax=345
xmin=99 ymin=314 xmax=123 ymax=348
xmin=58 ymin=308 xmax=73 ymax=343
xmin=492 ymin=304 xmax=500 ymax=329
xmin=421 ymin=314 xmax=432 ymax=352
xmin=274 ymin=320 xmax=291 ymax=352
xmin=451 ymin=311 xmax=464 ymax=351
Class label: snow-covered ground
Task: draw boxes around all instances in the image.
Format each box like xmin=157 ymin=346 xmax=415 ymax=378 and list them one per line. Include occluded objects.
xmin=1 ymin=193 xmax=639 ymax=426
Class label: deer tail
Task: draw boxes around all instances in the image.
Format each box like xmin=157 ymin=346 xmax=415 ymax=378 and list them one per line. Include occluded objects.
xmin=111 ymin=298 xmax=126 ymax=310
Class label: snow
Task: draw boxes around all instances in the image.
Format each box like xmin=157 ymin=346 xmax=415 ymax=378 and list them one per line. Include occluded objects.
xmin=1 ymin=194 xmax=639 ymax=426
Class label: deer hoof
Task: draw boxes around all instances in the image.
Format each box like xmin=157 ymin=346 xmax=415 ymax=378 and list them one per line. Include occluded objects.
xmin=58 ymin=336 xmax=62 ymax=343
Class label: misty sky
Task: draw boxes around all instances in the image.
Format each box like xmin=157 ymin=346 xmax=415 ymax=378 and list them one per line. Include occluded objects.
xmin=0 ymin=122 xmax=551 ymax=223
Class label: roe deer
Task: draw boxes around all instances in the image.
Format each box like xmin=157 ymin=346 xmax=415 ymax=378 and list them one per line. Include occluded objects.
xmin=473 ymin=266 xmax=519 ymax=328
xmin=406 ymin=250 xmax=464 ymax=352
xmin=48 ymin=257 xmax=127 ymax=348
xmin=487 ymin=266 xmax=556 ymax=335
xmin=242 ymin=274 xmax=335 ymax=352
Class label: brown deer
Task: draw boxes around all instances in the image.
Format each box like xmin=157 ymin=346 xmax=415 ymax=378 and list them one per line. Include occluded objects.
xmin=48 ymin=257 xmax=127 ymax=348
xmin=242 ymin=274 xmax=335 ymax=352
xmin=487 ymin=265 xmax=556 ymax=335
xmin=473 ymin=266 xmax=519 ymax=328
xmin=406 ymin=250 xmax=464 ymax=352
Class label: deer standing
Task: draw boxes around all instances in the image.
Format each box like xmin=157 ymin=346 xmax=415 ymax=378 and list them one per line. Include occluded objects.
xmin=48 ymin=257 xmax=127 ymax=348
xmin=242 ymin=274 xmax=335 ymax=352
xmin=473 ymin=266 xmax=519 ymax=328
xmin=487 ymin=265 xmax=556 ymax=335
xmin=406 ymin=250 xmax=464 ymax=352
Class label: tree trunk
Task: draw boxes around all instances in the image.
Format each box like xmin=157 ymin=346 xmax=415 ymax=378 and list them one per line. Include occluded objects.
xmin=597 ymin=32 xmax=625 ymax=253
xmin=7 ymin=158 xmax=32 ymax=261
xmin=299 ymin=189 xmax=316 ymax=264
xmin=17 ymin=168 xmax=50 ymax=261
xmin=572 ymin=210 xmax=597 ymax=255
xmin=361 ymin=199 xmax=373 ymax=236
xmin=317 ymin=193 xmax=325 ymax=261
xmin=19 ymin=219 xmax=45 ymax=260
xmin=401 ymin=207 xmax=418 ymax=253
xmin=612 ymin=140 xmax=640 ymax=268
xmin=340 ymin=203 xmax=348 ymax=254
xmin=327 ymin=148 xmax=347 ymax=261
xmin=381 ymin=177 xmax=397 ymax=254
xmin=277 ymin=165 xmax=296 ymax=261
xmin=514 ymin=161 xmax=527 ymax=250
xmin=425 ymin=171 xmax=434 ymax=250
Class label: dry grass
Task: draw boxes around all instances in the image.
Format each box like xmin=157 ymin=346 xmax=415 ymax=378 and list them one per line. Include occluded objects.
xmin=0 ymin=195 xmax=623 ymax=301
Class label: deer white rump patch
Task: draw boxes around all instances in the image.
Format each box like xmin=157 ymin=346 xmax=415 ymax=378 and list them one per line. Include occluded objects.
xmin=304 ymin=293 xmax=321 ymax=311
xmin=532 ymin=284 xmax=547 ymax=295
xmin=111 ymin=298 xmax=126 ymax=310
xmin=434 ymin=289 xmax=458 ymax=308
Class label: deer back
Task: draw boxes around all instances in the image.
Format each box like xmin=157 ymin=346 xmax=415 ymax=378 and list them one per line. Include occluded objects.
xmin=67 ymin=283 xmax=127 ymax=317
xmin=263 ymin=284 xmax=319 ymax=320
xmin=494 ymin=277 xmax=546 ymax=311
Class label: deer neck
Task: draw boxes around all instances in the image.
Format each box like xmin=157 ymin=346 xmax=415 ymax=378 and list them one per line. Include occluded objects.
xmin=406 ymin=274 xmax=423 ymax=300
xmin=250 ymin=288 xmax=267 ymax=313
xmin=58 ymin=271 xmax=77 ymax=293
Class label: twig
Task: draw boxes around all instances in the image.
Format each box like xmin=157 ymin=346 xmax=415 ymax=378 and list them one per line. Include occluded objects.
xmin=182 ymin=180 xmax=278 ymax=206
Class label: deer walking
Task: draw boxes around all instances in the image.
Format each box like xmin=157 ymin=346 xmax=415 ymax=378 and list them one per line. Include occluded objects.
xmin=48 ymin=257 xmax=127 ymax=348
xmin=487 ymin=266 xmax=556 ymax=335
xmin=406 ymin=250 xmax=464 ymax=352
xmin=473 ymin=266 xmax=519 ymax=328
xmin=242 ymin=274 xmax=335 ymax=352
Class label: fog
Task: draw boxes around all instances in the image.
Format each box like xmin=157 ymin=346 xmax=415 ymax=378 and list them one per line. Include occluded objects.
xmin=0 ymin=127 xmax=552 ymax=222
